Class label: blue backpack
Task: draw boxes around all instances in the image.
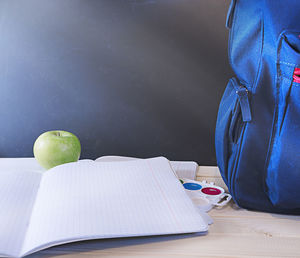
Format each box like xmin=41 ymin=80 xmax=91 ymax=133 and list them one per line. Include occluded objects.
xmin=215 ymin=0 xmax=300 ymax=214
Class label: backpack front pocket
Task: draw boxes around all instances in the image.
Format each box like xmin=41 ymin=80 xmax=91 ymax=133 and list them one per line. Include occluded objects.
xmin=215 ymin=77 xmax=250 ymax=190
xmin=265 ymin=31 xmax=300 ymax=208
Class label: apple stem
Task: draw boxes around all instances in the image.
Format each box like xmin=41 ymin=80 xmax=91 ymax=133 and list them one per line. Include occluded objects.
xmin=55 ymin=132 xmax=61 ymax=137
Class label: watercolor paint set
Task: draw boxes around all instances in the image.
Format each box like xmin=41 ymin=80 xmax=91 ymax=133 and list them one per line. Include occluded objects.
xmin=180 ymin=178 xmax=231 ymax=212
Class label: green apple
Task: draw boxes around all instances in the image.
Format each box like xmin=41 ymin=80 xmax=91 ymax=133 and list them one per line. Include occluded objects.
xmin=33 ymin=130 xmax=81 ymax=170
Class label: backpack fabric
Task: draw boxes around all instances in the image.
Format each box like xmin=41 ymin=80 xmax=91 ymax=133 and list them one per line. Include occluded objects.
xmin=215 ymin=0 xmax=300 ymax=214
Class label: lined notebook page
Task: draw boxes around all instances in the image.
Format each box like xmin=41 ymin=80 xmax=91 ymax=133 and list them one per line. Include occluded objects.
xmin=21 ymin=157 xmax=207 ymax=256
xmin=0 ymin=158 xmax=43 ymax=173
xmin=95 ymin=156 xmax=197 ymax=180
xmin=0 ymin=170 xmax=41 ymax=257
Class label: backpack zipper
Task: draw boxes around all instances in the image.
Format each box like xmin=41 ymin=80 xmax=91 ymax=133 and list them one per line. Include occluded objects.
xmin=229 ymin=81 xmax=251 ymax=202
xmin=230 ymin=122 xmax=247 ymax=202
xmin=231 ymin=78 xmax=252 ymax=122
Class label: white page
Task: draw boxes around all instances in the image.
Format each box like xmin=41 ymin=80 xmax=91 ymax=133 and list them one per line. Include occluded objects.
xmin=96 ymin=156 xmax=210 ymax=221
xmin=0 ymin=170 xmax=41 ymax=257
xmin=95 ymin=156 xmax=198 ymax=180
xmin=95 ymin=156 xmax=137 ymax=162
xmin=21 ymin=157 xmax=207 ymax=256
xmin=0 ymin=158 xmax=44 ymax=173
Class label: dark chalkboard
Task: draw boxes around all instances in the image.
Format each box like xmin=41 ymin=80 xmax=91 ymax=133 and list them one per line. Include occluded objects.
xmin=0 ymin=0 xmax=232 ymax=165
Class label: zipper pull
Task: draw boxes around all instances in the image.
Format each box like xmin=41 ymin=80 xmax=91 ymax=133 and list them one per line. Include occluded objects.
xmin=235 ymin=85 xmax=252 ymax=122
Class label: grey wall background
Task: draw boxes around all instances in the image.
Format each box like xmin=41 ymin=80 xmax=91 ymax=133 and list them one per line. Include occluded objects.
xmin=0 ymin=0 xmax=232 ymax=165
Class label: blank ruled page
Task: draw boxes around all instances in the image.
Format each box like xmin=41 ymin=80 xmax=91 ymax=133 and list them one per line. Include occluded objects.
xmin=0 ymin=158 xmax=44 ymax=173
xmin=95 ymin=156 xmax=198 ymax=180
xmin=21 ymin=157 xmax=207 ymax=256
xmin=0 ymin=170 xmax=41 ymax=257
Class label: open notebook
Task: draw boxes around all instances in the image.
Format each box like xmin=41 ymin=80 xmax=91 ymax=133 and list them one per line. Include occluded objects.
xmin=0 ymin=157 xmax=207 ymax=257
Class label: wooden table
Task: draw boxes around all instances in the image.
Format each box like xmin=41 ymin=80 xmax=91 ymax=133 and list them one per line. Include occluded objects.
xmin=29 ymin=166 xmax=300 ymax=258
